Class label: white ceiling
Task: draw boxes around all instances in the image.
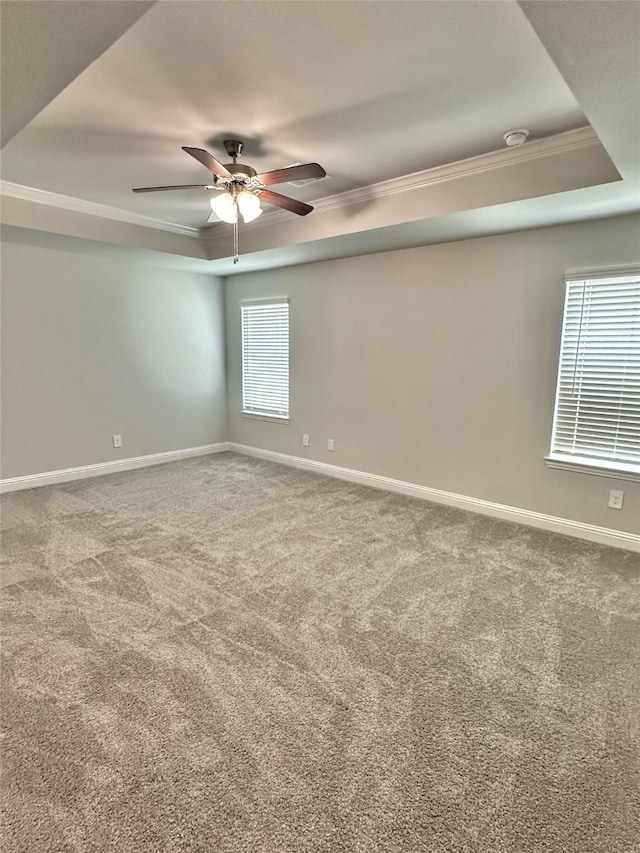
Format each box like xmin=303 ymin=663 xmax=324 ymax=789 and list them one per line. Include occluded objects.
xmin=1 ymin=0 xmax=638 ymax=275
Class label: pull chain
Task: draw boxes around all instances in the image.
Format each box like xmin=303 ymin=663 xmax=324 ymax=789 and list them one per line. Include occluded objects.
xmin=233 ymin=198 xmax=239 ymax=264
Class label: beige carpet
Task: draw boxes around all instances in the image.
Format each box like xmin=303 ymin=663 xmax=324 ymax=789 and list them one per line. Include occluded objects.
xmin=1 ymin=452 xmax=639 ymax=852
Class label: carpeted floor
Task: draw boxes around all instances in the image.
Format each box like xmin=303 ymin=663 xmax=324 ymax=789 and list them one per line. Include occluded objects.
xmin=1 ymin=452 xmax=639 ymax=853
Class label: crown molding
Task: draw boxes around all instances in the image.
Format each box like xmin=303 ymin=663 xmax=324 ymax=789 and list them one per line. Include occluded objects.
xmin=316 ymin=125 xmax=600 ymax=209
xmin=1 ymin=126 xmax=600 ymax=242
xmin=0 ymin=181 xmax=199 ymax=237
xmin=202 ymin=125 xmax=601 ymax=237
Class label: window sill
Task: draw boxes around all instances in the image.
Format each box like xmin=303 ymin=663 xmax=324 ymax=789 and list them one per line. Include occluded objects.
xmin=545 ymin=455 xmax=640 ymax=482
xmin=241 ymin=411 xmax=290 ymax=425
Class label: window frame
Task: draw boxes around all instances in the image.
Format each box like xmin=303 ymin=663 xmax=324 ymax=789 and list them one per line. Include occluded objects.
xmin=240 ymin=297 xmax=290 ymax=423
xmin=545 ymin=267 xmax=640 ymax=482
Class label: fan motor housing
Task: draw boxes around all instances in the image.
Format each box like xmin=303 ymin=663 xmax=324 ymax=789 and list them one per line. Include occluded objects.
xmin=225 ymin=162 xmax=257 ymax=179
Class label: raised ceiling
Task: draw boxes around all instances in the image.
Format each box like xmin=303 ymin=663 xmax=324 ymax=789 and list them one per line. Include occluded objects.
xmin=1 ymin=0 xmax=638 ymax=275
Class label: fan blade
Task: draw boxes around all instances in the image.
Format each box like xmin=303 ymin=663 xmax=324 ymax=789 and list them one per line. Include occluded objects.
xmin=258 ymin=190 xmax=314 ymax=216
xmin=132 ymin=184 xmax=213 ymax=193
xmin=256 ymin=162 xmax=326 ymax=186
xmin=182 ymin=146 xmax=232 ymax=179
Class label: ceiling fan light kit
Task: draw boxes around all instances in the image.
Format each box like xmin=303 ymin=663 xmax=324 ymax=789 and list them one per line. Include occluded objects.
xmin=133 ymin=139 xmax=326 ymax=264
xmin=236 ymin=191 xmax=262 ymax=223
xmin=209 ymin=189 xmax=261 ymax=224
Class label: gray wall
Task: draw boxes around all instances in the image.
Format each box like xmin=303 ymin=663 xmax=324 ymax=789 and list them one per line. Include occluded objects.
xmin=226 ymin=214 xmax=640 ymax=534
xmin=1 ymin=233 xmax=227 ymax=478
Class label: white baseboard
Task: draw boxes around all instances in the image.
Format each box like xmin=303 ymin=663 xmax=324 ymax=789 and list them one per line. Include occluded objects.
xmin=3 ymin=440 xmax=636 ymax=553
xmin=229 ymin=443 xmax=640 ymax=553
xmin=0 ymin=442 xmax=230 ymax=493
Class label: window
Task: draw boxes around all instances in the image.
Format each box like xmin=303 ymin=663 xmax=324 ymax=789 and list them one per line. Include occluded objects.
xmin=547 ymin=269 xmax=640 ymax=479
xmin=241 ymin=298 xmax=289 ymax=420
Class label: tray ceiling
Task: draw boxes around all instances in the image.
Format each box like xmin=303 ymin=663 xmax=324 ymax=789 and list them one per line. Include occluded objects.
xmin=1 ymin=0 xmax=638 ymax=274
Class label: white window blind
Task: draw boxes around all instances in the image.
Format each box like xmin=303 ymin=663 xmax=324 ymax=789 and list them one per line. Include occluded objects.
xmin=241 ymin=299 xmax=289 ymax=419
xmin=548 ymin=270 xmax=640 ymax=477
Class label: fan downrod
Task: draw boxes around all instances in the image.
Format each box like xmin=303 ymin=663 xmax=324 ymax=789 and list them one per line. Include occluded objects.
xmin=222 ymin=139 xmax=257 ymax=179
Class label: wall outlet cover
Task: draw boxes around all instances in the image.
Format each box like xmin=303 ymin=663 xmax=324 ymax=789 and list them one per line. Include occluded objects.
xmin=608 ymin=489 xmax=624 ymax=509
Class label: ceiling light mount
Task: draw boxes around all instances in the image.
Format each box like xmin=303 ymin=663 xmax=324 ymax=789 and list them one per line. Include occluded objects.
xmin=223 ymin=139 xmax=244 ymax=160
xmin=503 ymin=128 xmax=529 ymax=147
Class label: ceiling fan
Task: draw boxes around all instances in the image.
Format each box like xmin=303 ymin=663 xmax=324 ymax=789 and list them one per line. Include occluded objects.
xmin=133 ymin=140 xmax=326 ymax=263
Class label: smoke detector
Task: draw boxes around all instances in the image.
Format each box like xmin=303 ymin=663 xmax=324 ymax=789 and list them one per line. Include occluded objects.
xmin=503 ymin=129 xmax=529 ymax=147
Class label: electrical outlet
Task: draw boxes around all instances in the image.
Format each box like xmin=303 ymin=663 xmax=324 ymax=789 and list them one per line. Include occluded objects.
xmin=302 ymin=434 xmax=309 ymax=447
xmin=327 ymin=439 xmax=335 ymax=451
xmin=113 ymin=434 xmax=122 ymax=448
xmin=608 ymin=489 xmax=624 ymax=509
